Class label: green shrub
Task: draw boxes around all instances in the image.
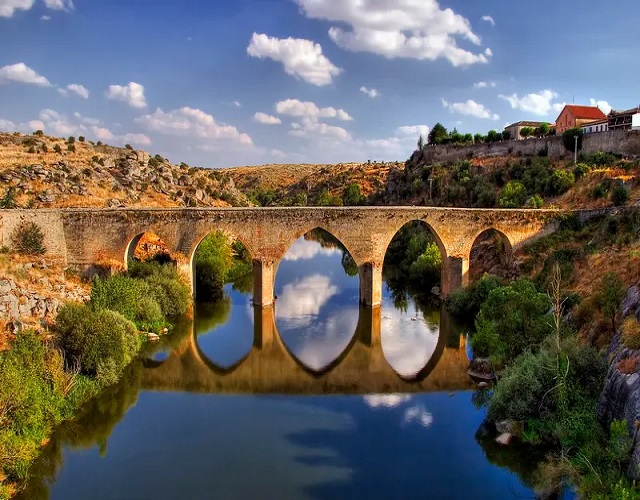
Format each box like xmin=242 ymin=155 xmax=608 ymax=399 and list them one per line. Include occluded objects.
xmin=10 ymin=221 xmax=46 ymax=255
xmin=498 ymin=181 xmax=527 ymax=208
xmin=562 ymin=128 xmax=583 ymax=152
xmin=621 ymin=317 xmax=640 ymax=349
xmin=55 ymin=304 xmax=141 ymax=382
xmin=343 ymin=183 xmax=365 ymax=206
xmin=0 ymin=187 xmax=17 ymax=209
xmin=447 ymin=274 xmax=501 ymax=321
xmin=53 ymin=144 xmax=62 ymax=154
xmin=145 ymin=274 xmax=190 ymax=317
xmin=612 ymin=185 xmax=629 ymax=206
xmin=67 ymin=144 xmax=76 ymax=153
xmin=573 ymin=163 xmax=591 ymax=180
xmin=547 ymin=170 xmax=575 ymax=196
xmin=472 ymin=279 xmax=553 ymax=366
xmin=90 ymin=274 xmax=149 ymax=322
xmin=526 ymin=194 xmax=544 ymax=208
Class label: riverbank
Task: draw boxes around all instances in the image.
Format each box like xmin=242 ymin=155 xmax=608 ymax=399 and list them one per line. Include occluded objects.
xmin=0 ymin=259 xmax=191 ymax=499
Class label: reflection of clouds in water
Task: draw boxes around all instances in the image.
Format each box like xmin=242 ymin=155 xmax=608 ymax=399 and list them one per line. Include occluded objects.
xmin=283 ymin=238 xmax=341 ymax=261
xmin=404 ymin=405 xmax=434 ymax=428
xmin=276 ymin=274 xmax=339 ymax=325
xmin=363 ymin=394 xmax=412 ymax=408
xmin=286 ymin=307 xmax=359 ymax=371
xmin=381 ymin=299 xmax=439 ymax=378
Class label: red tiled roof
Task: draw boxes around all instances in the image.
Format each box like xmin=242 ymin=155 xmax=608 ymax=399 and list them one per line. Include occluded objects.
xmin=563 ymin=105 xmax=607 ymax=120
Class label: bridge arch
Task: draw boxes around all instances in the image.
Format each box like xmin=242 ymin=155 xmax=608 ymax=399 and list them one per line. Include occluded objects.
xmin=124 ymin=231 xmax=174 ymax=270
xmin=469 ymin=227 xmax=514 ymax=282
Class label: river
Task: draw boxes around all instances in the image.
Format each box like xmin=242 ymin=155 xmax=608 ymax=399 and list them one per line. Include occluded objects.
xmin=19 ymin=231 xmax=544 ymax=499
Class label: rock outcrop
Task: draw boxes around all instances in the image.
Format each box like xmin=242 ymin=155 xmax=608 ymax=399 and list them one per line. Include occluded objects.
xmin=596 ymin=285 xmax=640 ymax=479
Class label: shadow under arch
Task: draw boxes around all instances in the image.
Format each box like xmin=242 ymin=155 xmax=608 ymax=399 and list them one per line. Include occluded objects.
xmin=124 ymin=231 xmax=172 ymax=270
xmin=469 ymin=227 xmax=514 ymax=282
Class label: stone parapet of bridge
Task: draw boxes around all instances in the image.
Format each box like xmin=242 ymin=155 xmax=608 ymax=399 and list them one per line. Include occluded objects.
xmin=0 ymin=207 xmax=564 ymax=305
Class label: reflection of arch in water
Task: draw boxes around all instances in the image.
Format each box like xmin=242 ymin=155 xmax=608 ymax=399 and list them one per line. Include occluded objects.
xmin=469 ymin=228 xmax=514 ymax=282
xmin=142 ymin=304 xmax=474 ymax=394
xmin=274 ymin=227 xmax=361 ymax=375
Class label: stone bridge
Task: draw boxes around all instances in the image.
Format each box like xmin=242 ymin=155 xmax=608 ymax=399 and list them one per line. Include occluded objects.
xmin=141 ymin=306 xmax=474 ymax=395
xmin=0 ymin=207 xmax=563 ymax=306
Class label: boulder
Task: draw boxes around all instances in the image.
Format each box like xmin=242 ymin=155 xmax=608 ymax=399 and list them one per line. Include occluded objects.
xmin=495 ymin=433 xmax=512 ymax=445
xmin=622 ymin=285 xmax=640 ymax=318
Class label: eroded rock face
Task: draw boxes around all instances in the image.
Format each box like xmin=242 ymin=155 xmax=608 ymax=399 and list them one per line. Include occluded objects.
xmin=597 ymin=285 xmax=640 ymax=479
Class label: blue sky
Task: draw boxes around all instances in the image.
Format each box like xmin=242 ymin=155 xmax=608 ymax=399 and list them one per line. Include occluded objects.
xmin=1 ymin=0 xmax=639 ymax=168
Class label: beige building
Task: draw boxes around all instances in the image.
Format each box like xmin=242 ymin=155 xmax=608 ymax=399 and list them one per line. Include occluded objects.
xmin=504 ymin=121 xmax=550 ymax=140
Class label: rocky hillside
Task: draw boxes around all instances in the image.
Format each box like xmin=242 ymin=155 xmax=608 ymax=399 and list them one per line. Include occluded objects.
xmin=0 ymin=132 xmax=249 ymax=208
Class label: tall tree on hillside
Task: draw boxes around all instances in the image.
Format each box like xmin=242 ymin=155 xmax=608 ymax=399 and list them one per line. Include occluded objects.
xmin=417 ymin=134 xmax=425 ymax=150
xmin=428 ymin=123 xmax=448 ymax=145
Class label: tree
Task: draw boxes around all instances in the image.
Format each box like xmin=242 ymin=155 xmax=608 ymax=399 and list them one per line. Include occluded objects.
xmin=78 ymin=136 xmax=85 ymax=142
xmin=68 ymin=136 xmax=75 ymax=144
xmin=125 ymin=144 xmax=133 ymax=150
xmin=53 ymin=144 xmax=62 ymax=154
xmin=449 ymin=128 xmax=463 ymax=144
xmin=487 ymin=130 xmax=501 ymax=142
xmin=562 ymin=128 xmax=583 ymax=152
xmin=463 ymin=133 xmax=474 ymax=144
xmin=472 ymin=278 xmax=553 ymax=367
xmin=33 ymin=130 xmax=44 ymax=137
xmin=498 ymin=181 xmax=527 ymax=208
xmin=474 ymin=133 xmax=484 ymax=144
xmin=417 ymin=134 xmax=425 ymax=150
xmin=428 ymin=123 xmax=448 ymax=145
xmin=520 ymin=127 xmax=535 ymax=138
xmin=538 ymin=122 xmax=550 ymax=136
xmin=502 ymin=130 xmax=511 ymax=141
xmin=342 ymin=183 xmax=365 ymax=206
xmin=597 ymin=272 xmax=624 ymax=334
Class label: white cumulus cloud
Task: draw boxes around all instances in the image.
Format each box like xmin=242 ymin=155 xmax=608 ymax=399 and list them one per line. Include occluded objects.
xmin=58 ymin=83 xmax=89 ymax=99
xmin=473 ymin=81 xmax=496 ymax=89
xmin=290 ymin=117 xmax=352 ymax=142
xmin=590 ymin=98 xmax=612 ymax=115
xmin=0 ymin=0 xmax=35 ymax=17
xmin=442 ymin=98 xmax=499 ymax=120
xmin=395 ymin=125 xmax=430 ymax=137
xmin=43 ymin=0 xmax=73 ymax=11
xmin=275 ymin=98 xmax=352 ymax=121
xmin=499 ymin=89 xmax=562 ymax=117
xmin=481 ymin=15 xmax=495 ymax=26
xmin=137 ymin=106 xmax=252 ymax=146
xmin=0 ymin=62 xmax=50 ymax=86
xmin=294 ymin=0 xmax=490 ymax=67
xmin=247 ymin=33 xmax=342 ymax=86
xmin=360 ymin=86 xmax=379 ymax=98
xmin=253 ymin=112 xmax=282 ymax=125
xmin=106 ymin=82 xmax=147 ymax=109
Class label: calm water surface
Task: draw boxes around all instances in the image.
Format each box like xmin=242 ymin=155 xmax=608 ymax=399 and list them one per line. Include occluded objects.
xmin=21 ymin=233 xmax=545 ymax=499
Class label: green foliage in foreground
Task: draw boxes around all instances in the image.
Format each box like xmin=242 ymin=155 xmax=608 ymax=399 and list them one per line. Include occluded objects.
xmin=471 ymin=279 xmax=553 ymax=367
xmin=90 ymin=261 xmax=190 ymax=331
xmin=0 ymin=332 xmax=102 ymax=488
xmin=55 ymin=304 xmax=142 ymax=386
xmin=447 ymin=274 xmax=501 ymax=322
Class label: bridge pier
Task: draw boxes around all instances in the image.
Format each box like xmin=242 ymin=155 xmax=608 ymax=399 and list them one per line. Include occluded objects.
xmin=253 ymin=305 xmax=275 ymax=348
xmin=253 ymin=259 xmax=276 ymax=307
xmin=442 ymin=255 xmax=469 ymax=296
xmin=358 ymin=262 xmax=383 ymax=308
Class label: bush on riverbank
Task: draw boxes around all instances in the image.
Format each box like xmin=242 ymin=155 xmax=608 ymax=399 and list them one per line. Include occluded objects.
xmin=447 ymin=274 xmax=501 ymax=322
xmin=0 ymin=331 xmax=102 ymax=495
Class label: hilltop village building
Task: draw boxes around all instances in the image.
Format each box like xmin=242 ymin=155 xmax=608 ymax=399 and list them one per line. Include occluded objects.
xmin=503 ymin=121 xmax=549 ymax=140
xmin=555 ymin=105 xmax=607 ymax=135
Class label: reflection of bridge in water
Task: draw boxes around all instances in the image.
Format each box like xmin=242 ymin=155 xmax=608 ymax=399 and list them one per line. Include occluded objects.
xmin=142 ymin=306 xmax=474 ymax=395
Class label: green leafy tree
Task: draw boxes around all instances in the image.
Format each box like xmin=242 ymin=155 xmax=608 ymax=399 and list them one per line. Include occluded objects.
xmin=538 ymin=122 xmax=551 ymax=136
xmin=472 ymin=279 xmax=553 ymax=367
xmin=474 ymin=133 xmax=484 ymax=144
xmin=53 ymin=144 xmax=62 ymax=154
xmin=342 ymin=183 xmax=365 ymax=206
xmin=428 ymin=123 xmax=448 ymax=145
xmin=597 ymin=272 xmax=624 ymax=333
xmin=498 ymin=181 xmax=527 ymax=208
xmin=487 ymin=130 xmax=501 ymax=142
xmin=520 ymin=127 xmax=535 ymax=138
xmin=417 ymin=134 xmax=425 ymax=150
xmin=501 ymin=130 xmax=511 ymax=141
xmin=562 ymin=127 xmax=583 ymax=152
xmin=78 ymin=136 xmax=85 ymax=142
xmin=547 ymin=170 xmax=575 ymax=196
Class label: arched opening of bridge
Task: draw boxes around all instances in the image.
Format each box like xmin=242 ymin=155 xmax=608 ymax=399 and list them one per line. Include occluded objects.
xmin=380 ymin=220 xmax=445 ymax=379
xmin=274 ymin=227 xmax=360 ymax=373
xmin=191 ymin=230 xmax=254 ymax=370
xmin=125 ymin=232 xmax=174 ymax=270
xmin=469 ymin=229 xmax=514 ymax=283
